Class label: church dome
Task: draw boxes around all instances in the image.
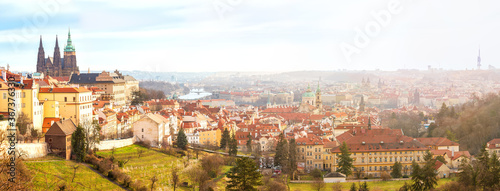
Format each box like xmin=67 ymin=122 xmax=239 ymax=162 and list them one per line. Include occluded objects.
xmin=302 ymin=91 xmax=315 ymax=98
xmin=302 ymin=84 xmax=315 ymax=97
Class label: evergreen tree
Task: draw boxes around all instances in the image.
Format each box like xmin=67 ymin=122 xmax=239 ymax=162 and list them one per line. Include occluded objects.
xmin=426 ymin=122 xmax=437 ymax=137
xmin=391 ymin=161 xmax=403 ymax=178
xmin=410 ymin=160 xmax=423 ymax=191
xmin=488 ymin=152 xmax=500 ymax=189
xmin=458 ymin=159 xmax=478 ymax=188
xmin=131 ymin=90 xmax=148 ymax=105
xmin=176 ymin=128 xmax=188 ymax=150
xmin=289 ymin=138 xmax=297 ymax=179
xmin=359 ymin=181 xmax=369 ymax=191
xmin=220 ymin=128 xmax=230 ymax=149
xmin=229 ymin=133 xmax=238 ymax=156
xmin=71 ymin=125 xmax=87 ymax=162
xmin=411 ymin=151 xmax=437 ymax=191
xmin=274 ymin=133 xmax=288 ymax=168
xmin=349 ymin=183 xmax=357 ymax=191
xmin=246 ymin=134 xmax=253 ymax=153
xmin=226 ymin=157 xmax=262 ymax=191
xmin=337 ymin=142 xmax=354 ymax=176
xmin=483 ymin=152 xmax=500 ymax=190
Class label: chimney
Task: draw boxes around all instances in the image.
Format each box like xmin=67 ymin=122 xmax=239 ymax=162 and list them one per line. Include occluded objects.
xmin=452 ymin=149 xmax=455 ymax=157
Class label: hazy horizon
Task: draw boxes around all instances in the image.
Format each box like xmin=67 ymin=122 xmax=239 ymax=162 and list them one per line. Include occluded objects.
xmin=1 ymin=0 xmax=499 ymax=72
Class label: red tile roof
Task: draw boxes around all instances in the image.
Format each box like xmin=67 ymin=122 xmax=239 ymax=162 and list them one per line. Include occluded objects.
xmin=40 ymin=87 xmax=91 ymax=93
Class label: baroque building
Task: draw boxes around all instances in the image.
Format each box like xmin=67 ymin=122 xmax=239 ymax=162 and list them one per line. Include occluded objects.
xmin=36 ymin=29 xmax=79 ymax=77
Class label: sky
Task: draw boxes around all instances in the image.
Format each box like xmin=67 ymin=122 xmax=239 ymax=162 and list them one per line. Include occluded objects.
xmin=0 ymin=0 xmax=499 ymax=72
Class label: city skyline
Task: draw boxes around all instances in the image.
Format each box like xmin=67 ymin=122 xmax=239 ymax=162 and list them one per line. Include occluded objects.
xmin=1 ymin=0 xmax=499 ymax=72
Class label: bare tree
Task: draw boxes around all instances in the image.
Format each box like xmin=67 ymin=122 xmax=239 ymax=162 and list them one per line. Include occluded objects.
xmin=150 ymin=175 xmax=158 ymax=191
xmin=137 ymin=147 xmax=146 ymax=158
xmin=71 ymin=165 xmax=79 ymax=183
xmin=171 ymin=166 xmax=180 ymax=191
xmin=81 ymin=120 xmax=101 ymax=152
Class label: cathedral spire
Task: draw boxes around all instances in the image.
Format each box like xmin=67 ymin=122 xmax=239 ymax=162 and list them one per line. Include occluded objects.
xmin=55 ymin=35 xmax=59 ymax=48
xmin=39 ymin=35 xmax=43 ymax=48
xmin=65 ymin=28 xmax=75 ymax=52
xmin=36 ymin=35 xmax=45 ymax=73
xmin=316 ymin=77 xmax=321 ymax=93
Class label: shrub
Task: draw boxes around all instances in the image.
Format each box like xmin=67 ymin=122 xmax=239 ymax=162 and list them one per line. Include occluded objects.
xmin=131 ymin=180 xmax=148 ymax=191
xmin=332 ymin=182 xmax=343 ymax=191
xmin=122 ymin=174 xmax=132 ymax=187
xmin=438 ymin=181 xmax=475 ymax=191
xmin=402 ymin=175 xmax=409 ymax=178
xmin=310 ymin=168 xmax=323 ymax=179
xmin=98 ymin=158 xmax=113 ymax=176
xmin=136 ymin=140 xmax=151 ymax=149
xmin=381 ymin=171 xmax=392 ymax=181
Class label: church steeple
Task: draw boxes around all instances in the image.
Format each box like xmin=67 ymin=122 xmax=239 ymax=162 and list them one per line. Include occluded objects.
xmin=53 ymin=35 xmax=62 ymax=76
xmin=36 ymin=35 xmax=45 ymax=73
xmin=64 ymin=28 xmax=75 ymax=52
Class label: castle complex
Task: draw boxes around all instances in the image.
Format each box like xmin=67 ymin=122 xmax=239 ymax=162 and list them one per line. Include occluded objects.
xmin=36 ymin=29 xmax=79 ymax=77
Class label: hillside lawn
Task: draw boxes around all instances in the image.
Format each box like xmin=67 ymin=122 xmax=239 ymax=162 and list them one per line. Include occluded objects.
xmin=288 ymin=178 xmax=454 ymax=191
xmin=25 ymin=155 xmax=122 ymax=190
xmin=97 ymin=144 xmax=198 ymax=190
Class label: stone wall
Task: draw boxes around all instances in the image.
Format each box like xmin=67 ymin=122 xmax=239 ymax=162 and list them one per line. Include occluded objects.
xmin=96 ymin=137 xmax=135 ymax=150
xmin=17 ymin=143 xmax=48 ymax=159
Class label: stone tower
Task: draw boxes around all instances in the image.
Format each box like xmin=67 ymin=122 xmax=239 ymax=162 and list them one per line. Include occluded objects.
xmin=315 ymin=79 xmax=322 ymax=110
xmin=63 ymin=29 xmax=78 ymax=76
xmin=53 ymin=35 xmax=62 ymax=76
xmin=36 ymin=36 xmax=45 ymax=73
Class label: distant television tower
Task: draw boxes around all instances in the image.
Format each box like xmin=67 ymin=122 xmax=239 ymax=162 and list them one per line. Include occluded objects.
xmin=477 ymin=46 xmax=481 ymax=70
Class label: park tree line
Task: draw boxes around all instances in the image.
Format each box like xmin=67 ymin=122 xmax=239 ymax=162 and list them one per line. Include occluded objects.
xmin=431 ymin=93 xmax=500 ymax=155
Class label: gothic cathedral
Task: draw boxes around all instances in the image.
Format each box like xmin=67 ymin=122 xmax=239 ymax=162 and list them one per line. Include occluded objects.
xmin=36 ymin=29 xmax=79 ymax=77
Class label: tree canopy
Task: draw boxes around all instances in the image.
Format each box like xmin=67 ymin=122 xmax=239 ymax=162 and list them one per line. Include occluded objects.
xmin=226 ymin=157 xmax=262 ymax=191
xmin=337 ymin=141 xmax=354 ymax=176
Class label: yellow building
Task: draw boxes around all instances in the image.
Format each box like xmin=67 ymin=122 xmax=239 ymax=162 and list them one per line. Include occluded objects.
xmin=69 ymin=71 xmax=128 ymax=106
xmin=198 ymin=128 xmax=221 ymax=147
xmin=331 ymin=129 xmax=427 ymax=177
xmin=295 ymin=135 xmax=326 ymax=171
xmin=20 ymin=80 xmax=44 ymax=132
xmin=38 ymin=87 xmax=93 ymax=125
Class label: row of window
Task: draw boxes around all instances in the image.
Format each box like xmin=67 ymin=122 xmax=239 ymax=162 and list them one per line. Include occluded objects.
xmin=346 ymin=151 xmax=421 ymax=156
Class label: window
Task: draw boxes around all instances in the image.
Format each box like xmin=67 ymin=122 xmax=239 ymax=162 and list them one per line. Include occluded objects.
xmin=3 ymin=93 xmax=6 ymax=99
xmin=64 ymin=97 xmax=67 ymax=102
xmin=374 ymin=158 xmax=377 ymax=162
xmin=369 ymin=166 xmax=372 ymax=171
xmin=142 ymin=128 xmax=144 ymax=132
xmin=374 ymin=166 xmax=377 ymax=170
xmin=22 ymin=92 xmax=25 ymax=98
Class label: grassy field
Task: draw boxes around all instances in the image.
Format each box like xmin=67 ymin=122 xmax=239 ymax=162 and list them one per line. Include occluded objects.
xmin=25 ymin=156 xmax=122 ymax=190
xmin=97 ymin=144 xmax=192 ymax=190
xmin=288 ymin=178 xmax=454 ymax=191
